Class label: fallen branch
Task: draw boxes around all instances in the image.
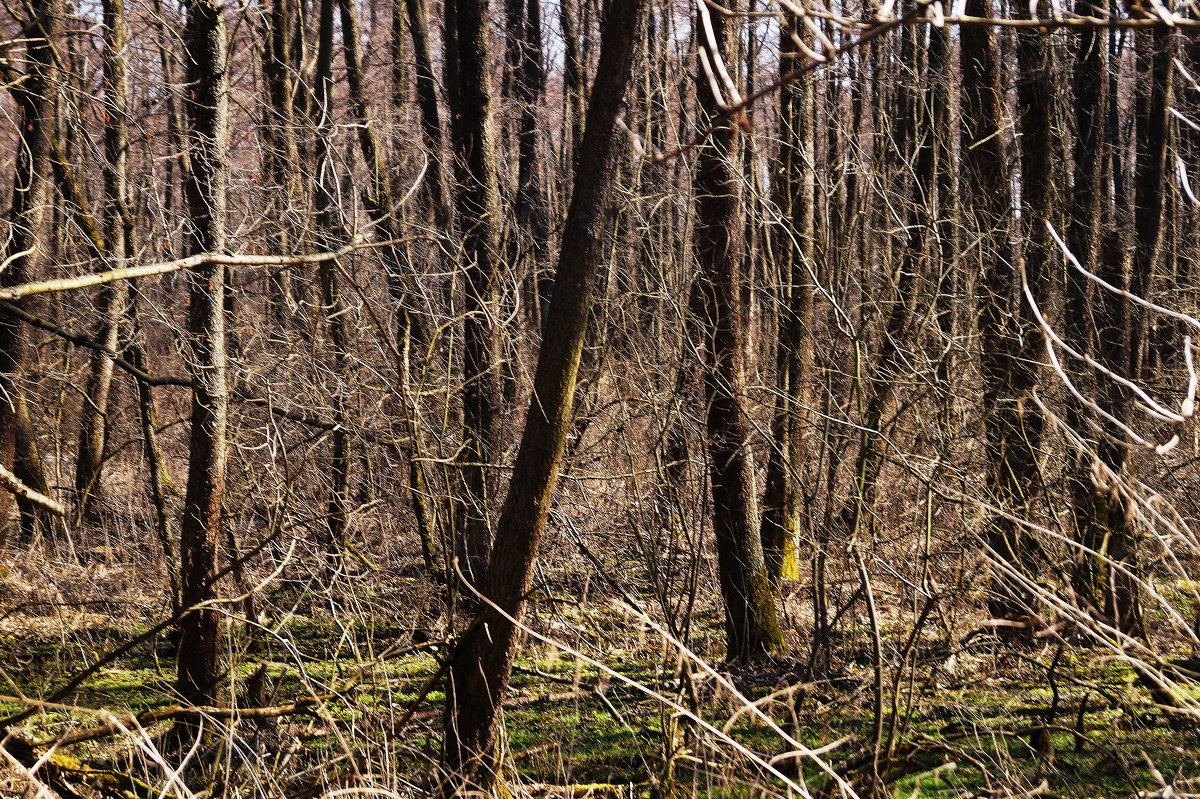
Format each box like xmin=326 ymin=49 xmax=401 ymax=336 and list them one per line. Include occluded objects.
xmin=0 ymin=236 xmax=420 ymax=300
xmin=0 ymin=463 xmax=64 ymax=515
xmin=37 ymin=696 xmax=333 ymax=748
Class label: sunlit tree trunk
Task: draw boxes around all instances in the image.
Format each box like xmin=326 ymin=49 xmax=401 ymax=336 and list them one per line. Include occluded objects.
xmin=74 ymin=0 xmax=134 ymax=521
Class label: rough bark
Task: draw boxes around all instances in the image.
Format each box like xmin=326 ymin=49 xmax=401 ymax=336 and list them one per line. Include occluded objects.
xmin=692 ymin=0 xmax=785 ymax=661
xmin=448 ymin=0 xmax=506 ymax=583
xmin=441 ymin=0 xmax=644 ymax=787
xmin=176 ymin=0 xmax=230 ymax=708
xmin=0 ymin=0 xmax=59 ymax=543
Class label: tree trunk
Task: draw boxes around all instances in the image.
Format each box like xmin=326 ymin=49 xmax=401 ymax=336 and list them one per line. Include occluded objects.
xmin=448 ymin=0 xmax=506 ymax=583
xmin=0 ymin=0 xmax=59 ymax=545
xmin=962 ymin=0 xmax=1041 ymax=617
xmin=760 ymin=16 xmax=816 ymax=583
xmin=260 ymin=0 xmax=304 ymax=323
xmin=176 ymin=0 xmax=230 ymax=709
xmin=313 ymin=0 xmax=351 ymax=566
xmin=692 ymin=0 xmax=785 ymax=661
xmin=75 ymin=0 xmax=134 ymax=521
xmin=402 ymin=0 xmax=453 ymax=230
xmin=441 ymin=0 xmax=644 ymax=787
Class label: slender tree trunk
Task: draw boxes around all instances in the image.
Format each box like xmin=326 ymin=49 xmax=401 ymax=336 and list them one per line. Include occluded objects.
xmin=313 ymin=0 xmax=351 ymax=565
xmin=692 ymin=0 xmax=785 ymax=661
xmin=176 ymin=0 xmax=230 ymax=709
xmin=261 ymin=0 xmax=304 ymax=323
xmin=441 ymin=0 xmax=644 ymax=787
xmin=75 ymin=0 xmax=134 ymax=521
xmin=337 ymin=0 xmax=442 ymax=579
xmin=1064 ymin=0 xmax=1113 ymax=614
xmin=560 ymin=0 xmax=586 ymax=170
xmin=760 ymin=16 xmax=816 ymax=583
xmin=403 ymin=0 xmax=453 ymax=229
xmin=1107 ymin=26 xmax=1173 ymax=635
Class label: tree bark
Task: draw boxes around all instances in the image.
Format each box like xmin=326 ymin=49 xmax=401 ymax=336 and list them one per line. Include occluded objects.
xmin=441 ymin=0 xmax=644 ymax=787
xmin=176 ymin=0 xmax=230 ymax=709
xmin=760 ymin=16 xmax=816 ymax=583
xmin=75 ymin=0 xmax=134 ymax=521
xmin=692 ymin=0 xmax=785 ymax=661
xmin=962 ymin=0 xmax=1041 ymax=617
xmin=448 ymin=0 xmax=506 ymax=583
xmin=0 ymin=0 xmax=59 ymax=544
xmin=402 ymin=0 xmax=453 ymax=230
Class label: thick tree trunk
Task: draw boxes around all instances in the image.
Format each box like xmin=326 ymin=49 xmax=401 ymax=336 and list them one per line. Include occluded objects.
xmin=448 ymin=0 xmax=506 ymax=583
xmin=692 ymin=0 xmax=785 ymax=661
xmin=962 ymin=0 xmax=1041 ymax=617
xmin=441 ymin=0 xmax=644 ymax=788
xmin=0 ymin=0 xmax=59 ymax=544
xmin=176 ymin=0 xmax=230 ymax=709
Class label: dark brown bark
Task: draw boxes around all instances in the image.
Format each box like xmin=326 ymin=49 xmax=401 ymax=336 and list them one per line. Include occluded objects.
xmin=0 ymin=0 xmax=59 ymax=543
xmin=448 ymin=0 xmax=505 ymax=583
xmin=692 ymin=0 xmax=785 ymax=661
xmin=1064 ymin=0 xmax=1115 ymax=612
xmin=962 ymin=0 xmax=1041 ymax=617
xmin=441 ymin=0 xmax=644 ymax=787
xmin=313 ymin=0 xmax=351 ymax=564
xmin=176 ymin=0 xmax=230 ymax=708
xmin=559 ymin=0 xmax=586 ymax=170
xmin=260 ymin=0 xmax=304 ymax=322
xmin=402 ymin=0 xmax=453 ymax=229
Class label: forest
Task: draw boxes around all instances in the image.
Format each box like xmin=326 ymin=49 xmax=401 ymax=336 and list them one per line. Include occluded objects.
xmin=0 ymin=0 xmax=1196 ymax=795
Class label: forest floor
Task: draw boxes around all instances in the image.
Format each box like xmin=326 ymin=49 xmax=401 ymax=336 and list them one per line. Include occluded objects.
xmin=0 ymin=551 xmax=1197 ymax=799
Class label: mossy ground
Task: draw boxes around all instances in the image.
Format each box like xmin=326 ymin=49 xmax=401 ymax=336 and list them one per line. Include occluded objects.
xmin=1 ymin=584 xmax=1197 ymax=798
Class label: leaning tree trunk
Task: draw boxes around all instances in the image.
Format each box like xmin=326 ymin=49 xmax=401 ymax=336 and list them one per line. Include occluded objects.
xmin=176 ymin=0 xmax=230 ymax=709
xmin=692 ymin=0 xmax=785 ymax=662
xmin=441 ymin=0 xmax=645 ymax=788
xmin=449 ymin=0 xmax=506 ymax=584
